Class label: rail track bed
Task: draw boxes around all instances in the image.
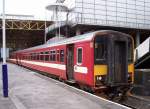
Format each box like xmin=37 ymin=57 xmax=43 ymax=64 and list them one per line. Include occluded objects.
xmin=121 ymin=95 xmax=150 ymax=109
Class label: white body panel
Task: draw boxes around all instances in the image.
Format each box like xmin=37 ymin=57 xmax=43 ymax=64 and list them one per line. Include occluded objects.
xmin=135 ymin=37 xmax=150 ymax=61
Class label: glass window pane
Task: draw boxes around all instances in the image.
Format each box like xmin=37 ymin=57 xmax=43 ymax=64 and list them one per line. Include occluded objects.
xmin=77 ymin=48 xmax=82 ymax=64
xmin=60 ymin=50 xmax=64 ymax=62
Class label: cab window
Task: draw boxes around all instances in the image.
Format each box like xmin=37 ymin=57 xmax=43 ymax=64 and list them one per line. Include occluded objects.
xmin=94 ymin=36 xmax=107 ymax=64
xmin=95 ymin=43 xmax=105 ymax=60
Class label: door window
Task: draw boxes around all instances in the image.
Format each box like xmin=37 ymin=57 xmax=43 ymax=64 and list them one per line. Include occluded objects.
xmin=77 ymin=48 xmax=82 ymax=65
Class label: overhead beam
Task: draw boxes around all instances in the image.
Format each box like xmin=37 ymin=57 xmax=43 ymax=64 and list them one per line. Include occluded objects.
xmin=0 ymin=19 xmax=52 ymax=30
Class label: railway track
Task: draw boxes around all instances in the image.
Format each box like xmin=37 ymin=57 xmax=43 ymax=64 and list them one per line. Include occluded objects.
xmin=121 ymin=95 xmax=150 ymax=109
xmin=65 ymin=79 xmax=150 ymax=109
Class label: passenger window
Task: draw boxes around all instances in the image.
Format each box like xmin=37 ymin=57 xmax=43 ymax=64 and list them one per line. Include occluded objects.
xmin=29 ymin=55 xmax=31 ymax=60
xmin=37 ymin=53 xmax=40 ymax=60
xmin=29 ymin=54 xmax=31 ymax=60
xmin=33 ymin=53 xmax=36 ymax=60
xmin=77 ymin=48 xmax=82 ymax=64
xmin=50 ymin=51 xmax=53 ymax=61
xmin=49 ymin=50 xmax=56 ymax=61
xmin=28 ymin=55 xmax=30 ymax=60
xmin=40 ymin=52 xmax=44 ymax=61
xmin=45 ymin=51 xmax=49 ymax=61
xmin=35 ymin=53 xmax=38 ymax=60
xmin=57 ymin=50 xmax=60 ymax=61
xmin=60 ymin=50 xmax=64 ymax=62
xmin=53 ymin=50 xmax=56 ymax=61
xmin=32 ymin=53 xmax=34 ymax=60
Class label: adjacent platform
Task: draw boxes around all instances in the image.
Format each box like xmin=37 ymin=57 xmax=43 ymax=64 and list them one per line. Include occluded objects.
xmin=0 ymin=63 xmax=130 ymax=109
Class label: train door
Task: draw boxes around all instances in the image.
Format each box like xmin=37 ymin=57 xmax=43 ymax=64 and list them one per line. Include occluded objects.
xmin=107 ymin=38 xmax=128 ymax=86
xmin=114 ymin=41 xmax=127 ymax=83
xmin=66 ymin=44 xmax=74 ymax=81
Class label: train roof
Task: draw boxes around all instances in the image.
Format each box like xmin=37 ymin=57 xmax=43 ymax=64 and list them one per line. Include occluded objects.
xmin=14 ymin=30 xmax=131 ymax=53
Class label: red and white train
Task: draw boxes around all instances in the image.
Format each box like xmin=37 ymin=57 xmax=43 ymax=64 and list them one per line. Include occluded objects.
xmin=9 ymin=30 xmax=134 ymax=97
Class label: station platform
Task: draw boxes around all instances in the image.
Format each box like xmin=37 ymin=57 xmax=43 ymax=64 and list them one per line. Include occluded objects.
xmin=0 ymin=63 xmax=131 ymax=109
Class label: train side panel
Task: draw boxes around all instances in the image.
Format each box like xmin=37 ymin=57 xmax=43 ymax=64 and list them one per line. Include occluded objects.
xmin=12 ymin=45 xmax=67 ymax=80
xmin=74 ymin=41 xmax=94 ymax=87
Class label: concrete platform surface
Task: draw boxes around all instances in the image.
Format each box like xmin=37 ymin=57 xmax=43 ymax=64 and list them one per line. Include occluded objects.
xmin=0 ymin=63 xmax=131 ymax=109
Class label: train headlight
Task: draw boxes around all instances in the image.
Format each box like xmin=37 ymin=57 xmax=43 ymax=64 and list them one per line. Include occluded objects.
xmin=95 ymin=75 xmax=106 ymax=85
xmin=128 ymin=72 xmax=132 ymax=82
xmin=127 ymin=74 xmax=130 ymax=78
xmin=97 ymin=76 xmax=102 ymax=81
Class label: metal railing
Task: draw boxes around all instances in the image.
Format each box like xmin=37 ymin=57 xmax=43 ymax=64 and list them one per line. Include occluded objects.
xmin=46 ymin=21 xmax=66 ymax=33
xmin=68 ymin=12 xmax=150 ymax=29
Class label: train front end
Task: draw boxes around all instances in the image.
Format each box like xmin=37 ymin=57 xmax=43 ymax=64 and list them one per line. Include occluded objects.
xmin=93 ymin=31 xmax=134 ymax=98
